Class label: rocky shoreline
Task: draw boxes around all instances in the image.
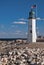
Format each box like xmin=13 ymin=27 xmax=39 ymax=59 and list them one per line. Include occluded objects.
xmin=0 ymin=47 xmax=44 ymax=65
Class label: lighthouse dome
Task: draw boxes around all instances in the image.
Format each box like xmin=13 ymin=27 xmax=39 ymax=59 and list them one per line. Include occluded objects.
xmin=29 ymin=10 xmax=35 ymax=19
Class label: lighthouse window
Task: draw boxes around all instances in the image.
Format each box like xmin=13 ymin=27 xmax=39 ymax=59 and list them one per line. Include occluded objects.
xmin=30 ymin=30 xmax=32 ymax=33
xmin=30 ymin=25 xmax=32 ymax=28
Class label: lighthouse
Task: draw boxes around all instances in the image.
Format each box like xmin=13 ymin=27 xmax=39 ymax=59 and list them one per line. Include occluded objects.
xmin=27 ymin=9 xmax=37 ymax=43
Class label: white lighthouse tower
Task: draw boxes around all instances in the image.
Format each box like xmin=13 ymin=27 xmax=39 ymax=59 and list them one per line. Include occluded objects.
xmin=27 ymin=9 xmax=37 ymax=43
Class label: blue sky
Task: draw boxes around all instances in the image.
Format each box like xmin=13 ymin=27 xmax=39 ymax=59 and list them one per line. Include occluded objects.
xmin=0 ymin=0 xmax=44 ymax=38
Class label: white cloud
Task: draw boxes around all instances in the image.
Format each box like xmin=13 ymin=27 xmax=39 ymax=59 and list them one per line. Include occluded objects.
xmin=13 ymin=21 xmax=26 ymax=24
xmin=19 ymin=18 xmax=25 ymax=20
xmin=10 ymin=30 xmax=24 ymax=35
xmin=16 ymin=30 xmax=21 ymax=33
xmin=0 ymin=30 xmax=21 ymax=35
xmin=19 ymin=18 xmax=28 ymax=21
xmin=12 ymin=30 xmax=22 ymax=35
